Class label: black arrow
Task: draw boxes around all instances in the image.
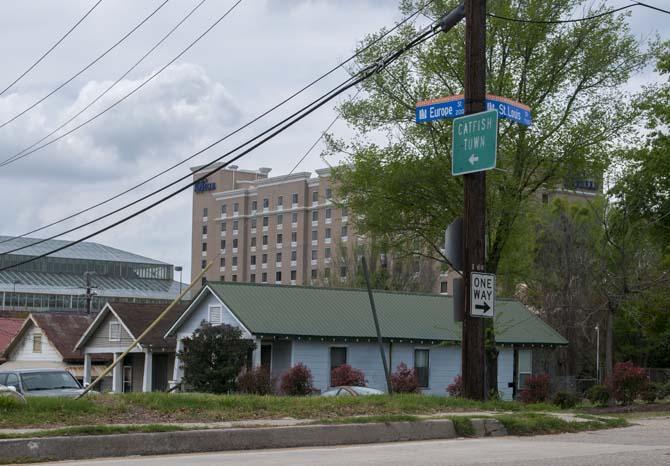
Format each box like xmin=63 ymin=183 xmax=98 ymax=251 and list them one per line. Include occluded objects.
xmin=475 ymin=302 xmax=491 ymax=313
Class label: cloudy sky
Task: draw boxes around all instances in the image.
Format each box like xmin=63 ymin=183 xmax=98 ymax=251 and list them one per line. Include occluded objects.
xmin=0 ymin=0 xmax=667 ymax=280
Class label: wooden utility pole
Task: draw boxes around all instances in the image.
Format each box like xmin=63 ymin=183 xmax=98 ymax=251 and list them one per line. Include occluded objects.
xmin=461 ymin=0 xmax=487 ymax=400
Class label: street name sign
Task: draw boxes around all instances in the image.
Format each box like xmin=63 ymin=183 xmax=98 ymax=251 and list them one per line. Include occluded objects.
xmin=451 ymin=109 xmax=498 ymax=176
xmin=470 ymin=272 xmax=495 ymax=318
xmin=415 ymin=94 xmax=532 ymax=126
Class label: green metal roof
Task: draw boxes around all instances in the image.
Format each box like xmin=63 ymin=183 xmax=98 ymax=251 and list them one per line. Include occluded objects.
xmin=203 ymin=282 xmax=567 ymax=346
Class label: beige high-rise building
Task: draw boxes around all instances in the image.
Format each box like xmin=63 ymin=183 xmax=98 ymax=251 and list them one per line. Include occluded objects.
xmin=191 ymin=164 xmax=359 ymax=287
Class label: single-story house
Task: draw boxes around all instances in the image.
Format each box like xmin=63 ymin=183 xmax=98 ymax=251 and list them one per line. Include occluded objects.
xmin=75 ymin=302 xmax=186 ymax=393
xmin=0 ymin=317 xmax=24 ymax=363
xmin=166 ymin=282 xmax=567 ymax=399
xmin=0 ymin=313 xmax=110 ymax=386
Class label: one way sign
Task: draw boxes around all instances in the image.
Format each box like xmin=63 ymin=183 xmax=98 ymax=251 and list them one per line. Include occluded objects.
xmin=470 ymin=272 xmax=496 ymax=318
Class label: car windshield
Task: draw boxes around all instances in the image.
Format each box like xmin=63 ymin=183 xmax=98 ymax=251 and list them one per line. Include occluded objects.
xmin=20 ymin=372 xmax=80 ymax=391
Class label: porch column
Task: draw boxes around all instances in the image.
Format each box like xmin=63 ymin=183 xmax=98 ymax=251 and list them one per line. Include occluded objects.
xmin=251 ymin=337 xmax=261 ymax=368
xmin=171 ymin=339 xmax=184 ymax=386
xmin=142 ymin=350 xmax=153 ymax=392
xmin=112 ymin=352 xmax=123 ymax=393
xmin=83 ymin=353 xmax=92 ymax=386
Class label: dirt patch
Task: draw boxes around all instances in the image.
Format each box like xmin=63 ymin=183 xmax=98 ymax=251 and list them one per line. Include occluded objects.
xmin=581 ymin=403 xmax=670 ymax=415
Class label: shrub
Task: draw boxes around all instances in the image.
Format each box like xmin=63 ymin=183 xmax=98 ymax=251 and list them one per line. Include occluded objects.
xmin=587 ymin=384 xmax=610 ymax=407
xmin=609 ymin=361 xmax=649 ymax=405
xmin=657 ymin=382 xmax=670 ymax=400
xmin=280 ymin=363 xmax=314 ymax=396
xmin=179 ymin=322 xmax=256 ymax=394
xmin=518 ymin=374 xmax=550 ymax=404
xmin=237 ymin=366 xmax=276 ymax=395
xmin=552 ymin=391 xmax=579 ymax=409
xmin=640 ymin=384 xmax=658 ymax=404
xmin=390 ymin=363 xmax=420 ymax=393
xmin=330 ymin=364 xmax=366 ymax=387
xmin=447 ymin=375 xmax=463 ymax=397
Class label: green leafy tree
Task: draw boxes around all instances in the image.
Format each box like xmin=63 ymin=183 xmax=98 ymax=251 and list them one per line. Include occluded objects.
xmin=179 ymin=322 xmax=255 ymax=394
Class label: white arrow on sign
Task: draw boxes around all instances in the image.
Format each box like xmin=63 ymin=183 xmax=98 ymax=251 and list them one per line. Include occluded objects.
xmin=468 ymin=154 xmax=479 ymax=165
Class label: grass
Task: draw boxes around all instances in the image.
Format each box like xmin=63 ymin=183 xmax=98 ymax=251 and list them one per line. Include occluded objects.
xmin=0 ymin=424 xmax=186 ymax=440
xmin=0 ymin=392 xmax=568 ymax=429
xmin=495 ymin=413 xmax=628 ymax=435
xmin=450 ymin=416 xmax=475 ymax=437
xmin=314 ymin=414 xmax=421 ymax=425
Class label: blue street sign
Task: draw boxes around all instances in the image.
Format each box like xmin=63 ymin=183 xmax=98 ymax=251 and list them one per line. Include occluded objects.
xmin=416 ymin=94 xmax=531 ymax=126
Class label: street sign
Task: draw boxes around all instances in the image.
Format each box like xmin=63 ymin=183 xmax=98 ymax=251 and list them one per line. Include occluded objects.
xmin=470 ymin=272 xmax=495 ymax=318
xmin=451 ymin=109 xmax=498 ymax=176
xmin=415 ymin=94 xmax=531 ymax=126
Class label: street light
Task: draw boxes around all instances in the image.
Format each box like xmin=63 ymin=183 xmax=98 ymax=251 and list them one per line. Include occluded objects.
xmin=595 ymin=324 xmax=600 ymax=384
xmin=175 ymin=266 xmax=183 ymax=295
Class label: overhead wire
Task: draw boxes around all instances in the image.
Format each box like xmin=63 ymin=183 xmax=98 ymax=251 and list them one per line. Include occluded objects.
xmin=0 ymin=0 xmax=171 ymax=130
xmin=0 ymin=0 xmax=105 ymax=97
xmin=1 ymin=0 xmax=210 ymax=167
xmin=0 ymin=10 xmax=450 ymax=271
xmin=0 ymin=0 xmax=437 ymax=249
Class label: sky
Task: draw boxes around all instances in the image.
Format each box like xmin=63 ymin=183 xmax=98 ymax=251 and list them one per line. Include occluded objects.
xmin=0 ymin=0 xmax=667 ymax=281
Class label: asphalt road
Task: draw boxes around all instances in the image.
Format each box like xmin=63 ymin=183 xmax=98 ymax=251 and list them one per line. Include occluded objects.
xmin=32 ymin=417 xmax=670 ymax=466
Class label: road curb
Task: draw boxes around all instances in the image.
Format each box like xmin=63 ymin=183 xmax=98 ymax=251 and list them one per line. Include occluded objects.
xmin=0 ymin=419 xmax=480 ymax=463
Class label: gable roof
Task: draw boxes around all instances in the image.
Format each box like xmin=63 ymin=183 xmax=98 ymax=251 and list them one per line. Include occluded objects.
xmin=169 ymin=282 xmax=567 ymax=346
xmin=0 ymin=318 xmax=24 ymax=358
xmin=77 ymin=302 xmax=186 ymax=351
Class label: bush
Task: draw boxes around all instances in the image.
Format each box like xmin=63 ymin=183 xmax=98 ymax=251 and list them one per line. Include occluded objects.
xmin=447 ymin=375 xmax=463 ymax=397
xmin=552 ymin=391 xmax=579 ymax=409
xmin=518 ymin=374 xmax=550 ymax=404
xmin=330 ymin=364 xmax=366 ymax=387
xmin=641 ymin=384 xmax=658 ymax=404
xmin=609 ymin=361 xmax=649 ymax=405
xmin=179 ymin=323 xmax=256 ymax=394
xmin=657 ymin=382 xmax=670 ymax=400
xmin=237 ymin=366 xmax=276 ymax=395
xmin=280 ymin=363 xmax=314 ymax=396
xmin=587 ymin=384 xmax=610 ymax=407
xmin=390 ymin=363 xmax=420 ymax=393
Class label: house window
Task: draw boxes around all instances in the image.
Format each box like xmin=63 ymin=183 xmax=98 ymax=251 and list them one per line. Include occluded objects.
xmin=221 ymin=204 xmax=227 ymax=215
xmin=233 ymin=220 xmax=239 ymax=231
xmin=311 ymin=269 xmax=317 ymax=279
xmin=109 ymin=321 xmax=121 ymax=342
xmin=277 ymin=214 xmax=283 ymax=225
xmin=262 ymin=272 xmax=268 ymax=283
xmin=276 ymin=252 xmax=282 ymax=263
xmin=291 ymin=231 xmax=297 ymax=242
xmin=233 ymin=202 xmax=239 ymax=213
xmin=232 ymin=274 xmax=237 ymax=282
xmin=263 ymin=216 xmax=269 ymax=227
xmin=311 ymin=230 xmax=318 ymax=241
xmin=277 ymin=196 xmax=283 ymax=207
xmin=209 ymin=306 xmax=222 ymax=325
xmin=292 ymin=193 xmax=298 ymax=204
xmin=291 ymin=212 xmax=298 ymax=223
xmin=261 ymin=344 xmax=272 ymax=369
xmin=311 ymin=249 xmax=317 ymax=260
xmin=251 ymin=218 xmax=257 ymax=229
xmin=220 ymin=257 xmax=226 ymax=267
xmin=232 ymin=256 xmax=238 ymax=267
xmin=325 ymin=248 xmax=331 ymax=259
xmin=262 ymin=235 xmax=268 ymax=246
xmin=325 ymin=228 xmax=331 ymax=239
xmin=262 ymin=254 xmax=268 ymax=264
xmin=330 ymin=347 xmax=347 ymax=386
xmin=414 ymin=349 xmax=430 ymax=388
xmin=221 ymin=221 xmax=227 ymax=232
xmin=203 ymin=207 xmax=208 ymax=217
xmin=220 ymin=275 xmax=225 ymax=281
xmin=251 ymin=237 xmax=257 ymax=247
xmin=518 ymin=350 xmax=532 ymax=390
xmin=251 ymin=200 xmax=257 ymax=211
xmin=440 ymin=281 xmax=448 ymax=293
xmin=291 ymin=270 xmax=297 ymax=281
xmin=342 ymin=206 xmax=348 ymax=217
xmin=276 ymin=271 xmax=282 ymax=282
xmin=312 ymin=191 xmax=319 ymax=203
xmin=251 ymin=255 xmax=256 ymax=265
xmin=326 ymin=188 xmax=332 ymax=199
xmin=291 ymin=250 xmax=297 ymax=261
xmin=202 ymin=225 xmax=208 ymax=235
xmin=250 ymin=273 xmax=256 ymax=283
xmin=325 ymin=208 xmax=332 ymax=219
xmin=233 ymin=238 xmax=238 ymax=249
xmin=202 ymin=242 xmax=207 ymax=252
xmin=340 ymin=266 xmax=347 ymax=278
xmin=277 ymin=233 xmax=283 ymax=244
xmin=201 ymin=260 xmax=207 ymax=269
xmin=341 ymin=225 xmax=348 ymax=237
xmin=263 ymin=198 xmax=269 ymax=209
xmin=312 ymin=210 xmax=318 ymax=222
xmin=324 ymin=267 xmax=331 ymax=278
xmin=32 ymin=334 xmax=42 ymax=353
xmin=220 ymin=239 xmax=226 ymax=250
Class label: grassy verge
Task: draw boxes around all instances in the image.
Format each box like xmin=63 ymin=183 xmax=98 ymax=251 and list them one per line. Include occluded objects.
xmin=0 ymin=392 xmax=560 ymax=429
xmin=495 ymin=413 xmax=628 ymax=435
xmin=0 ymin=424 xmax=186 ymax=440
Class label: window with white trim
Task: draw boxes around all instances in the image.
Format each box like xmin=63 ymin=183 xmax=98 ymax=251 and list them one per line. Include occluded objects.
xmin=414 ymin=349 xmax=430 ymax=388
xmin=109 ymin=320 xmax=121 ymax=342
xmin=209 ymin=306 xmax=223 ymax=325
xmin=32 ymin=334 xmax=42 ymax=353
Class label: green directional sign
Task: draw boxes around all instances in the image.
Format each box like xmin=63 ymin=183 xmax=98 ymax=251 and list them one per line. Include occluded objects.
xmin=451 ymin=109 xmax=498 ymax=176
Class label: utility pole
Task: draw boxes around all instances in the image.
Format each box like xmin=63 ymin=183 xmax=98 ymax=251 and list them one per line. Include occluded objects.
xmin=461 ymin=0 xmax=487 ymax=400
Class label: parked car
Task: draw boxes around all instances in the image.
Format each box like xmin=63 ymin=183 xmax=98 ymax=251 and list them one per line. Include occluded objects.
xmin=321 ymin=386 xmax=385 ymax=397
xmin=0 ymin=384 xmax=26 ymax=403
xmin=0 ymin=369 xmax=86 ymax=398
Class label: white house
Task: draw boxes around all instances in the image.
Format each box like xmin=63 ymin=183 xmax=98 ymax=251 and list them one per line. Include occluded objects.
xmin=166 ymin=283 xmax=567 ymax=398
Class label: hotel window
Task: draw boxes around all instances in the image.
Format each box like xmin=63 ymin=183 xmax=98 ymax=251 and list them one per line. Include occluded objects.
xmin=233 ymin=238 xmax=238 ymax=249
xmin=263 ymin=198 xmax=269 ymax=209
xmin=342 ymin=206 xmax=348 ymax=217
xmin=312 ymin=191 xmax=318 ymax=203
xmin=232 ymin=274 xmax=237 ymax=282
xmin=325 ymin=248 xmax=331 ymax=259
xmin=263 ymin=216 xmax=269 ymax=227
xmin=221 ymin=204 xmax=227 ymax=215
xmin=232 ymin=256 xmax=238 ymax=266
xmin=326 ymin=188 xmax=332 ymax=199
xmin=32 ymin=334 xmax=42 ymax=353
xmin=414 ymin=349 xmax=430 ymax=388
xmin=251 ymin=218 xmax=257 ymax=229
xmin=291 ymin=231 xmax=297 ymax=242
xmin=233 ymin=202 xmax=239 ymax=213
xmin=251 ymin=255 xmax=257 ymax=265
xmin=209 ymin=306 xmax=222 ymax=325
xmin=262 ymin=272 xmax=268 ymax=283
xmin=203 ymin=207 xmax=208 ymax=217
xmin=341 ymin=225 xmax=348 ymax=237
xmin=251 ymin=237 xmax=257 ymax=247
xmin=109 ymin=321 xmax=121 ymax=342
xmin=201 ymin=260 xmax=207 ymax=269
xmin=292 ymin=193 xmax=298 ymax=204
xmin=311 ymin=250 xmax=317 ymax=260
xmin=277 ymin=195 xmax=283 ymax=207
xmin=325 ymin=208 xmax=332 ymax=219
xmin=312 ymin=211 xmax=318 ymax=222
xmin=324 ymin=268 xmax=331 ymax=278
xmin=277 ymin=214 xmax=283 ymax=225
xmin=311 ymin=230 xmax=318 ymax=241
xmin=330 ymin=347 xmax=347 ymax=385
xmin=291 ymin=250 xmax=297 ymax=261
xmin=340 ymin=266 xmax=347 ymax=278
xmin=220 ymin=239 xmax=226 ymax=249
xmin=311 ymin=269 xmax=317 ymax=279
xmin=220 ymin=257 xmax=226 ymax=267
xmin=250 ymin=273 xmax=256 ymax=283
xmin=440 ymin=281 xmax=448 ymax=293
xmin=220 ymin=275 xmax=225 ymax=282
xmin=277 ymin=233 xmax=283 ymax=244
xmin=252 ymin=200 xmax=257 ymax=211
xmin=291 ymin=212 xmax=298 ymax=223
xmin=291 ymin=270 xmax=297 ymax=281
xmin=325 ymin=228 xmax=331 ymax=239
xmin=262 ymin=254 xmax=268 ymax=264
xmin=276 ymin=252 xmax=282 ymax=263
xmin=262 ymin=235 xmax=268 ymax=246
xmin=233 ymin=220 xmax=239 ymax=231
xmin=276 ymin=271 xmax=282 ymax=281
xmin=201 ymin=242 xmax=207 ymax=252
xmin=202 ymin=225 xmax=207 ymax=235
xmin=221 ymin=221 xmax=227 ymax=232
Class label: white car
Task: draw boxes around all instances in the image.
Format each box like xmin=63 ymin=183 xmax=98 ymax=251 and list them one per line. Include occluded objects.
xmin=321 ymin=386 xmax=385 ymax=397
xmin=0 ymin=368 xmax=86 ymax=398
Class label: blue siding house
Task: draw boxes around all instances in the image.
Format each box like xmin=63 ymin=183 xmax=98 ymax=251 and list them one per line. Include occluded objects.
xmin=165 ymin=282 xmax=566 ymax=399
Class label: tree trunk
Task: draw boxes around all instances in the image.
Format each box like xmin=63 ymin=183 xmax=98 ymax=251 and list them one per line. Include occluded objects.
xmin=605 ymin=303 xmax=615 ymax=379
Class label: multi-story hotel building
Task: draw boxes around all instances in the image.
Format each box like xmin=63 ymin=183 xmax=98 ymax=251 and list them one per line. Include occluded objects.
xmin=191 ymin=164 xmax=356 ymax=287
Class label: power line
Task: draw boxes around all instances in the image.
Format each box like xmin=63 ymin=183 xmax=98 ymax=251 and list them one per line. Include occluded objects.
xmin=0 ymin=10 xmax=448 ymax=271
xmin=0 ymin=0 xmax=105 ymax=97
xmin=0 ymin=0 xmax=171 ymax=130
xmin=487 ymin=4 xmax=636 ymax=24
xmin=0 ymin=0 xmax=436 ymax=249
xmin=1 ymin=0 xmax=210 ymax=167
